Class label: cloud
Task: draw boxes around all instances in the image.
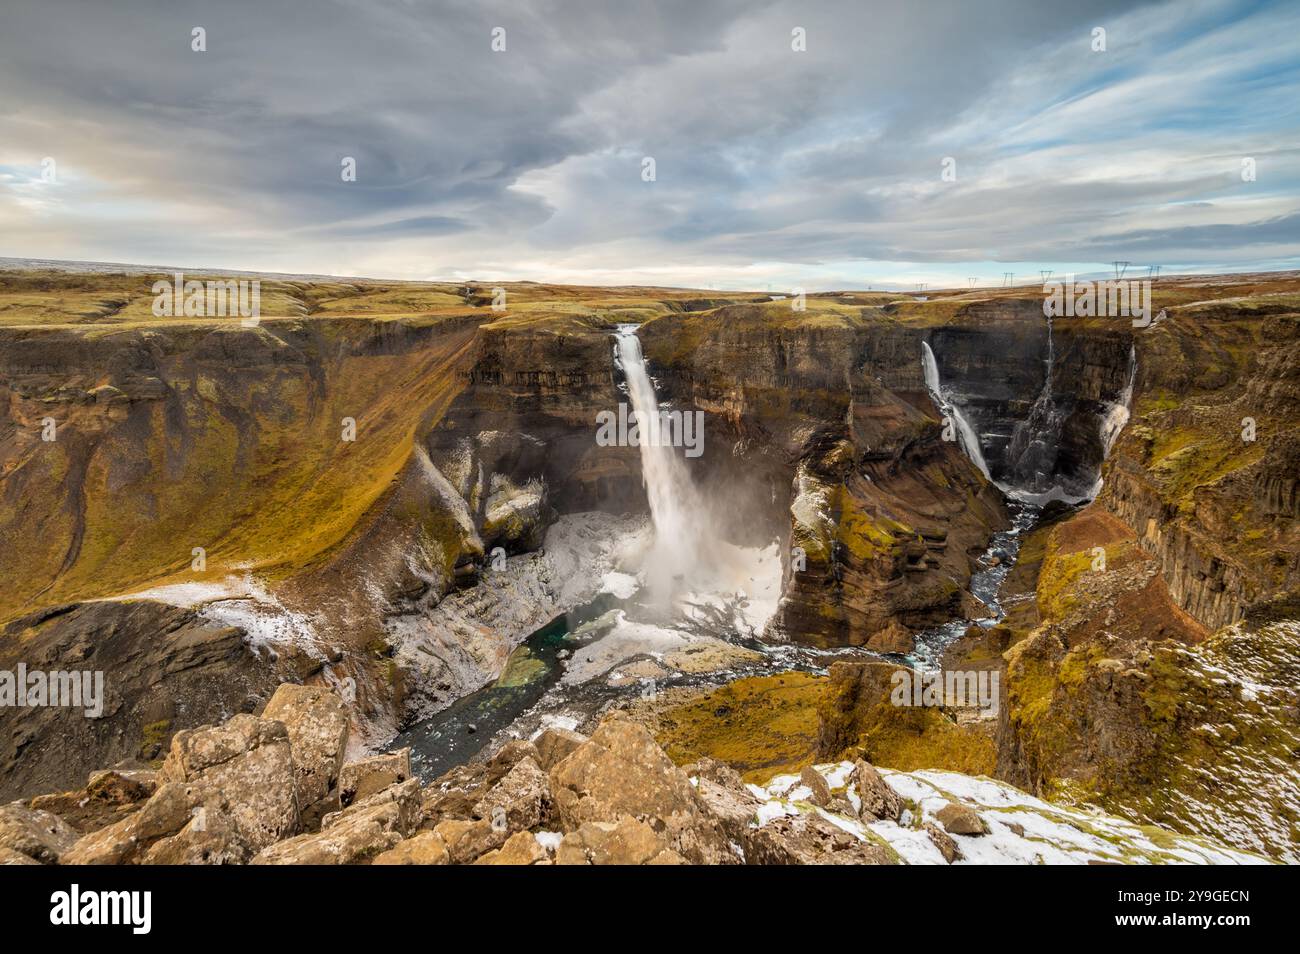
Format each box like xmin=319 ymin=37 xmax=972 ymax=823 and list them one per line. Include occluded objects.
xmin=0 ymin=0 xmax=1296 ymax=287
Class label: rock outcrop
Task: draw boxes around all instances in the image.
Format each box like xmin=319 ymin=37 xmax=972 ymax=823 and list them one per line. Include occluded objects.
xmin=638 ymin=302 xmax=1011 ymax=650
xmin=8 ymin=698 xmax=1267 ymax=865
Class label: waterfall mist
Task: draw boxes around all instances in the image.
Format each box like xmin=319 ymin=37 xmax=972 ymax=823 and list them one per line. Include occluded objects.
xmin=614 ymin=326 xmax=718 ymax=603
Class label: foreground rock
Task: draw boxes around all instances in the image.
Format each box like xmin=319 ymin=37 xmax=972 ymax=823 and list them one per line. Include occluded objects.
xmin=262 ymin=684 xmax=349 ymax=808
xmin=17 ymin=702 xmax=1271 ymax=865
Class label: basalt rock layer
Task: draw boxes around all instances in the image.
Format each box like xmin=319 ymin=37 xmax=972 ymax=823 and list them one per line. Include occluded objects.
xmin=989 ymin=280 xmax=1300 ymax=862
xmin=636 ymin=300 xmax=1130 ymax=650
xmin=4 ymin=267 xmax=1298 ymax=870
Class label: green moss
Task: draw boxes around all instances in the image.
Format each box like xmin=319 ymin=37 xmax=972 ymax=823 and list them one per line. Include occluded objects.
xmin=834 ymin=486 xmax=907 ymax=562
xmin=139 ymin=720 xmax=171 ymax=761
xmin=846 ymin=703 xmax=997 ymax=776
xmin=654 ymin=672 xmax=828 ymax=783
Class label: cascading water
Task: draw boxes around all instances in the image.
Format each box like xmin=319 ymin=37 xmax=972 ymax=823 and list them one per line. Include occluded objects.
xmin=614 ymin=325 xmax=715 ymax=601
xmin=921 ymin=341 xmax=992 ymax=479
xmin=1002 ymin=317 xmax=1076 ymax=501
xmin=1101 ymin=343 xmax=1137 ymax=456
xmin=924 ymin=324 xmax=1136 ymax=507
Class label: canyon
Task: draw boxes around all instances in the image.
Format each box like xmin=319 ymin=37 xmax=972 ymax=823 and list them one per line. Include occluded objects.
xmin=1 ymin=266 xmax=1297 ymax=863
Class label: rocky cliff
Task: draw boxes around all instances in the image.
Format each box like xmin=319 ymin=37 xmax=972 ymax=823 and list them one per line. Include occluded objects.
xmin=0 ymin=686 xmax=1265 ymax=866
xmin=4 ymin=269 xmax=1297 ymax=866
xmin=987 ymin=278 xmax=1300 ymax=862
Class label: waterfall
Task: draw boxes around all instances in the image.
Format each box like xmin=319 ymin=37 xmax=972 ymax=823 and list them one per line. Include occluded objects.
xmin=614 ymin=325 xmax=714 ymax=600
xmin=923 ymin=330 xmax=1138 ymax=507
xmin=921 ymin=341 xmax=992 ymax=479
xmin=1100 ymin=343 xmax=1137 ymax=456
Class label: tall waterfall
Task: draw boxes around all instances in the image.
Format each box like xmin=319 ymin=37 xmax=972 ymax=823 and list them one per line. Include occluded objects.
xmin=921 ymin=341 xmax=992 ymax=479
xmin=1101 ymin=343 xmax=1137 ymax=456
xmin=614 ymin=326 xmax=714 ymax=600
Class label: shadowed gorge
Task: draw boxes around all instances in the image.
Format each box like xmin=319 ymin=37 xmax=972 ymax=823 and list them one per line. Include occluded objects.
xmin=2 ymin=267 xmax=1298 ymax=867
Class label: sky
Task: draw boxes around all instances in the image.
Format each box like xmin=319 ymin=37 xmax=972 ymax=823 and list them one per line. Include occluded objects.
xmin=1 ymin=0 xmax=1298 ymax=290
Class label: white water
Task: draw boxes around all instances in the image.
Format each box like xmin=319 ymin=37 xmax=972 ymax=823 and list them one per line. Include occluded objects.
xmin=922 ymin=335 xmax=1138 ymax=507
xmin=614 ymin=326 xmax=717 ymax=601
xmin=921 ymin=341 xmax=992 ymax=479
xmin=1101 ymin=343 xmax=1137 ymax=456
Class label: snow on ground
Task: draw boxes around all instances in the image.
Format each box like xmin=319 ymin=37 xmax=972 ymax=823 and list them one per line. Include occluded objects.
xmin=560 ymin=610 xmax=692 ymax=685
xmin=106 ymin=574 xmax=326 ymax=657
xmin=750 ymin=763 xmax=1271 ymax=865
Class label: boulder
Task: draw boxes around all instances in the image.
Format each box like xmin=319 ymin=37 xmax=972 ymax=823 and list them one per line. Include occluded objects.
xmin=253 ymin=780 xmax=422 ymax=865
xmin=62 ymin=781 xmax=199 ymax=865
xmin=555 ymin=816 xmax=682 ymax=866
xmin=935 ymin=801 xmax=989 ymax=836
xmin=262 ymin=683 xmax=349 ymax=806
xmin=338 ymin=748 xmax=412 ymax=808
xmin=323 ymin=778 xmax=422 ymax=834
xmin=850 ymin=759 xmax=902 ymax=822
xmin=373 ymin=831 xmax=450 ymax=866
xmin=420 ymin=768 xmax=484 ymax=828
xmin=548 ymin=717 xmax=698 ymax=828
xmin=0 ymin=802 xmax=78 ymax=863
xmin=799 ymin=766 xmax=833 ymax=807
xmin=692 ymin=776 xmax=761 ymax=843
xmin=29 ymin=768 xmax=158 ymax=835
xmin=433 ymin=817 xmax=508 ymax=865
xmin=140 ymin=810 xmax=247 ymax=865
xmin=160 ymin=714 xmax=299 ymax=855
xmin=474 ymin=830 xmax=549 ymax=865
xmin=471 ymin=756 xmax=551 ymax=833
xmin=742 ymin=812 xmax=896 ymax=865
xmin=924 ymin=821 xmax=963 ymax=863
xmin=533 ymin=726 xmax=587 ymax=770
xmin=0 ymin=846 xmax=39 ymax=865
xmin=483 ymin=738 xmax=542 ymax=785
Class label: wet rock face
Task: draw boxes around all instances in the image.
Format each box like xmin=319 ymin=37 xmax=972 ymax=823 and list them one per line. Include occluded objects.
xmin=638 ymin=306 xmax=1010 ymax=649
xmin=927 ymin=308 xmax=1135 ymax=498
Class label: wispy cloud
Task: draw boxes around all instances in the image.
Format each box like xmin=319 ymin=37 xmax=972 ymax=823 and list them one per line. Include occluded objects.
xmin=0 ymin=0 xmax=1296 ymax=288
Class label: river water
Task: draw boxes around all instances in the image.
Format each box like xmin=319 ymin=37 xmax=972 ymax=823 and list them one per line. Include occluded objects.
xmin=394 ymin=327 xmax=1044 ymax=782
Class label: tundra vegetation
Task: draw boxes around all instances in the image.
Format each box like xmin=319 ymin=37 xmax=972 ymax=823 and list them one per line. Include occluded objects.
xmin=0 ymin=266 xmax=1296 ymax=864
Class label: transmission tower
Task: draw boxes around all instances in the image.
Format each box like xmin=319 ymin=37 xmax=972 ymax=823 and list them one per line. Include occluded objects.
xmin=1002 ymin=272 xmax=1014 ymax=287
xmin=1040 ymin=269 xmax=1053 ymax=282
xmin=968 ymin=277 xmax=978 ymax=288
xmin=1113 ymin=261 xmax=1130 ymax=280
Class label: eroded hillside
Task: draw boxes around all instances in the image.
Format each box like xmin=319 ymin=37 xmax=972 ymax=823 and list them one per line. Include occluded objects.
xmin=2 ymin=267 xmax=1297 ymax=865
